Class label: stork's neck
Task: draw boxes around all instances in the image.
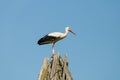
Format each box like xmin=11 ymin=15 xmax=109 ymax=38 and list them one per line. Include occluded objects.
xmin=64 ymin=29 xmax=69 ymax=37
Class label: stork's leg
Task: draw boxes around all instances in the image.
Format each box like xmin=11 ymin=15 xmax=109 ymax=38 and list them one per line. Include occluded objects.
xmin=52 ymin=43 xmax=55 ymax=54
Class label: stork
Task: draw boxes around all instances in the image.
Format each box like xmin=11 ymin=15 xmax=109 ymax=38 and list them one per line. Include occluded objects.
xmin=37 ymin=27 xmax=75 ymax=53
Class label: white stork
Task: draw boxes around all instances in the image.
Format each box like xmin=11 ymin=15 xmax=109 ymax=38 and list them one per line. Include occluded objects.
xmin=38 ymin=27 xmax=75 ymax=53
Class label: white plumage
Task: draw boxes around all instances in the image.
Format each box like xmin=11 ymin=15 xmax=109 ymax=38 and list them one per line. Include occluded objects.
xmin=38 ymin=27 xmax=75 ymax=53
xmin=48 ymin=32 xmax=65 ymax=38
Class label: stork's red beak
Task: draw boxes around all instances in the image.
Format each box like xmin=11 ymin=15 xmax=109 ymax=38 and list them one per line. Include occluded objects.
xmin=69 ymin=30 xmax=76 ymax=35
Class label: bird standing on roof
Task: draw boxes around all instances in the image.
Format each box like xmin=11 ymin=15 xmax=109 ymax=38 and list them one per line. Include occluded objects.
xmin=37 ymin=27 xmax=76 ymax=53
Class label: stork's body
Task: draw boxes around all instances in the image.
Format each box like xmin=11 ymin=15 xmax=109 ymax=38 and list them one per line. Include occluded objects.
xmin=38 ymin=27 xmax=75 ymax=53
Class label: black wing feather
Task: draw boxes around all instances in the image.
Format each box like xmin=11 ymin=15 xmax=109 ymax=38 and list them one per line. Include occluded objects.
xmin=37 ymin=34 xmax=57 ymax=45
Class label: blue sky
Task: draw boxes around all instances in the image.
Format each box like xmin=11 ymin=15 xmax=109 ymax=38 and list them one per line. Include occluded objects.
xmin=0 ymin=0 xmax=120 ymax=80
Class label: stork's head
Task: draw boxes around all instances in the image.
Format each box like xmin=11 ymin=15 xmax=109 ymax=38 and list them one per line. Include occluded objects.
xmin=66 ymin=27 xmax=76 ymax=35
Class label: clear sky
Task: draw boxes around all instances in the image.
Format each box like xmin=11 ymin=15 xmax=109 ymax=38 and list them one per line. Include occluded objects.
xmin=0 ymin=0 xmax=120 ymax=80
